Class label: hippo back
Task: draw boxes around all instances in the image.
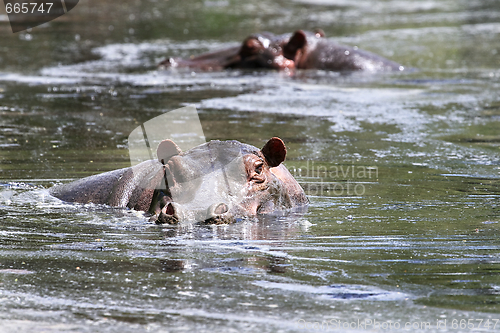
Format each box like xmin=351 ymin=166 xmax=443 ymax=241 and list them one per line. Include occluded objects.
xmin=50 ymin=160 xmax=164 ymax=211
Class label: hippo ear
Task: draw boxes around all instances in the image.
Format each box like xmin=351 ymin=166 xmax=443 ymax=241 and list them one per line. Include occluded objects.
xmin=239 ymin=37 xmax=261 ymax=58
xmin=157 ymin=139 xmax=182 ymax=165
xmin=283 ymin=30 xmax=307 ymax=60
xmin=261 ymin=137 xmax=287 ymax=167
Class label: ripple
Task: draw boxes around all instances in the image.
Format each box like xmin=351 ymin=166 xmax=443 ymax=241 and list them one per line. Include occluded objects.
xmin=253 ymin=281 xmax=409 ymax=301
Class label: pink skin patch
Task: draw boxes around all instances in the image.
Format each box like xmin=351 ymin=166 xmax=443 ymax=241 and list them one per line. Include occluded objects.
xmin=273 ymin=55 xmax=295 ymax=70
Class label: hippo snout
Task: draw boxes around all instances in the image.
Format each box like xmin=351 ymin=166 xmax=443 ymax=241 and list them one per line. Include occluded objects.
xmin=155 ymin=201 xmax=235 ymax=225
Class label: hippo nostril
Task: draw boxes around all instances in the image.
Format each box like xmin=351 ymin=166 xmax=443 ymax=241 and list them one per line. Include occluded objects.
xmin=214 ymin=203 xmax=229 ymax=215
xmin=156 ymin=202 xmax=179 ymax=225
xmin=166 ymin=202 xmax=175 ymax=216
xmin=203 ymin=203 xmax=235 ymax=225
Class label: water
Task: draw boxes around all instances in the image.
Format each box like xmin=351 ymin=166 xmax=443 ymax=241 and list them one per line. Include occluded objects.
xmin=1 ymin=0 xmax=500 ymax=332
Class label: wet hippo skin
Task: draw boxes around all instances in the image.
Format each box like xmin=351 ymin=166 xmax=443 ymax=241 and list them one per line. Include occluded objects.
xmin=283 ymin=30 xmax=404 ymax=71
xmin=50 ymin=137 xmax=308 ymax=224
xmin=160 ymin=30 xmax=403 ymax=72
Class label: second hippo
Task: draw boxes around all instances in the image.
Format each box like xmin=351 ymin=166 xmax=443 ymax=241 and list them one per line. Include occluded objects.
xmin=160 ymin=30 xmax=404 ymax=72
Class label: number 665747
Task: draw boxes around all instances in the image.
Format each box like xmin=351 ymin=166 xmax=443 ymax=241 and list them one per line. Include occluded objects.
xmin=5 ymin=2 xmax=54 ymax=14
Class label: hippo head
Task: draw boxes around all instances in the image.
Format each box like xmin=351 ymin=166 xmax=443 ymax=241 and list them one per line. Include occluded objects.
xmin=228 ymin=33 xmax=295 ymax=70
xmin=150 ymin=137 xmax=307 ymax=224
xmin=228 ymin=30 xmax=326 ymax=71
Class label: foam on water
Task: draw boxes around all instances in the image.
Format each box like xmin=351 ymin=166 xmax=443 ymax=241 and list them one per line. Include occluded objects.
xmin=200 ymin=83 xmax=432 ymax=134
xmin=253 ymin=280 xmax=409 ymax=301
xmin=291 ymin=0 xmax=452 ymax=12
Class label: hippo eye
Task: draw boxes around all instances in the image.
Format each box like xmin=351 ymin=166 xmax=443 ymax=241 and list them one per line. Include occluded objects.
xmin=255 ymin=164 xmax=263 ymax=174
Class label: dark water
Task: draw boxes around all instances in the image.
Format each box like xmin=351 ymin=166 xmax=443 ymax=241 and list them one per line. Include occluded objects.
xmin=1 ymin=0 xmax=500 ymax=332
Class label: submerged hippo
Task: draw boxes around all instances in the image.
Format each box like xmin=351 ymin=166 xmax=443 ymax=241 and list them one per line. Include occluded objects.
xmin=50 ymin=137 xmax=308 ymax=224
xmin=160 ymin=30 xmax=403 ymax=72
xmin=159 ymin=32 xmax=293 ymax=71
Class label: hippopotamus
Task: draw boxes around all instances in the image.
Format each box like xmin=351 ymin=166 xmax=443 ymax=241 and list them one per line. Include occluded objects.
xmin=49 ymin=137 xmax=308 ymax=224
xmin=159 ymin=32 xmax=293 ymax=71
xmin=159 ymin=30 xmax=403 ymax=72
